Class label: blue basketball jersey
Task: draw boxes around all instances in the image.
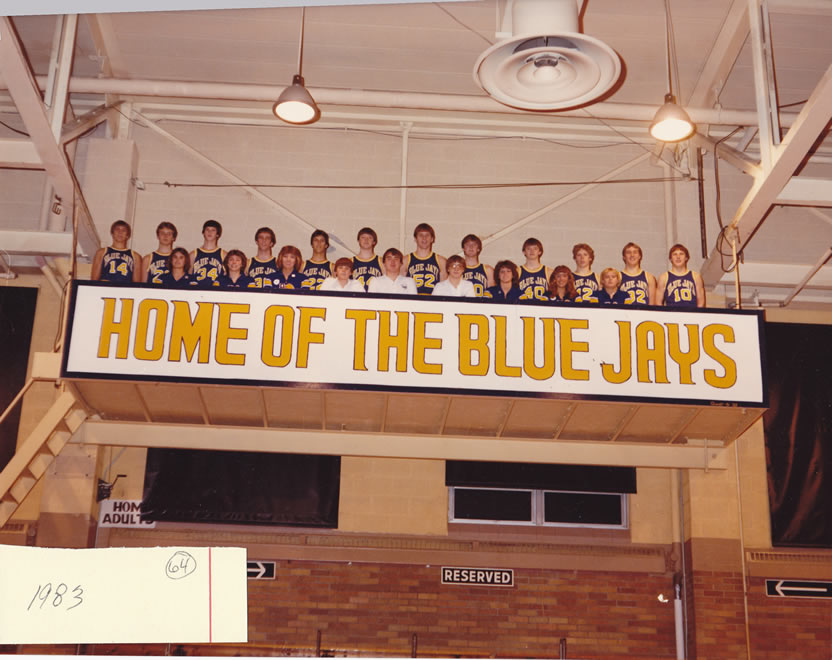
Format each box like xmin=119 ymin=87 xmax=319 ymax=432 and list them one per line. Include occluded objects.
xmin=518 ymin=265 xmax=549 ymax=301
xmin=407 ymin=252 xmax=442 ymax=295
xmin=573 ymin=271 xmax=600 ymax=303
xmin=620 ymin=270 xmax=650 ymax=307
xmin=147 ymin=250 xmax=171 ymax=285
xmin=663 ymin=271 xmax=698 ymax=307
xmin=302 ymin=259 xmax=333 ymax=290
xmin=192 ymin=247 xmax=224 ymax=286
xmin=247 ymin=257 xmax=278 ymax=288
xmin=100 ymin=247 xmax=136 ymax=283
xmin=351 ymin=255 xmax=383 ymax=291
xmin=464 ymin=263 xmax=489 ymax=297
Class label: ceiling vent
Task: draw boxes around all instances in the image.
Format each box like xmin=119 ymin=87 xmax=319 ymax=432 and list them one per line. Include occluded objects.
xmin=473 ymin=0 xmax=621 ymax=110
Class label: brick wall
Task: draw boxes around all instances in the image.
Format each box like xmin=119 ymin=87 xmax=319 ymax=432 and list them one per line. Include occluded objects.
xmin=245 ymin=560 xmax=676 ymax=658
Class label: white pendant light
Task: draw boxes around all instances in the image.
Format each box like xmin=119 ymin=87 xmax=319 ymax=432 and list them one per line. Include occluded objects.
xmin=274 ymin=8 xmax=320 ymax=125
xmin=650 ymin=0 xmax=694 ymax=142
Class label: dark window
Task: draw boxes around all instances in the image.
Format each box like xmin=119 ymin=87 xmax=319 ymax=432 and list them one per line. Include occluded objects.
xmin=453 ymin=487 xmax=532 ymax=522
xmin=544 ymin=491 xmax=623 ymax=526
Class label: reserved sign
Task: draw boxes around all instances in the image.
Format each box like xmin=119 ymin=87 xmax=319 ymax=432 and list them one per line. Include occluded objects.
xmin=441 ymin=566 xmax=514 ymax=587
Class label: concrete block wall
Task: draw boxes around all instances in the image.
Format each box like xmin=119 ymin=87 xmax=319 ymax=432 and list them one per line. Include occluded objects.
xmin=119 ymin=121 xmax=673 ymax=280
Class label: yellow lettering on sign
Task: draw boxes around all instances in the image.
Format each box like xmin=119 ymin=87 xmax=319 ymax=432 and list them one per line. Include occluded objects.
xmin=215 ymin=303 xmax=248 ymax=366
xmin=557 ymin=318 xmax=589 ymax=381
xmin=635 ymin=321 xmax=670 ymax=384
xmin=98 ymin=297 xmax=133 ymax=359
xmin=378 ymin=310 xmax=409 ymax=373
xmin=494 ymin=315 xmax=521 ymax=378
xmin=133 ymin=299 xmax=168 ymax=361
xmin=169 ymin=301 xmax=213 ymax=363
xmin=261 ymin=305 xmax=294 ymax=368
xmin=345 ymin=309 xmax=376 ymax=371
xmin=412 ymin=312 xmax=443 ymax=375
xmin=296 ymin=307 xmax=326 ymax=368
xmin=457 ymin=314 xmax=489 ymax=376
xmin=667 ymin=323 xmax=700 ymax=385
xmin=702 ymin=324 xmax=737 ymax=388
xmin=522 ymin=317 xmax=555 ymax=381
xmin=602 ymin=321 xmax=631 ymax=384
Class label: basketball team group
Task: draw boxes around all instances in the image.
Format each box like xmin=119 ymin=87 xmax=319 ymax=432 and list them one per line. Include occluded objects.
xmin=91 ymin=218 xmax=706 ymax=308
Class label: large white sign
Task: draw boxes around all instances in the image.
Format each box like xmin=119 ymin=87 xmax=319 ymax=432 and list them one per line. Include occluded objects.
xmin=63 ymin=283 xmax=766 ymax=406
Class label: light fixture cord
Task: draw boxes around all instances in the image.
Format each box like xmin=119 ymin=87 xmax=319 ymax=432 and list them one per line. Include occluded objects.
xmin=297 ymin=6 xmax=306 ymax=77
xmin=663 ymin=0 xmax=673 ymax=97
xmin=664 ymin=0 xmax=682 ymax=101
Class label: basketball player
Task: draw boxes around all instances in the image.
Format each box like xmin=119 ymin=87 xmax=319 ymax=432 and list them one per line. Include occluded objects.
xmin=142 ymin=221 xmax=177 ymax=284
xmin=518 ymin=237 xmax=552 ymax=301
xmin=247 ymin=227 xmax=278 ymax=288
xmin=571 ymin=243 xmax=600 ymax=303
xmin=619 ymin=242 xmax=657 ymax=307
xmin=405 ymin=223 xmax=446 ymax=295
xmin=302 ymin=229 xmax=334 ymax=290
xmin=461 ymin=234 xmax=494 ymax=297
xmin=351 ymin=227 xmax=383 ymax=290
xmin=597 ymin=268 xmax=628 ymax=305
xmin=657 ymin=244 xmax=706 ymax=308
xmin=91 ymin=220 xmax=142 ymax=283
xmin=190 ymin=219 xmax=226 ymax=287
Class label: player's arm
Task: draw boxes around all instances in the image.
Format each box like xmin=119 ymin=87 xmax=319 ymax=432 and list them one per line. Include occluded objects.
xmin=132 ymin=251 xmax=144 ymax=282
xmin=485 ymin=264 xmax=495 ymax=287
xmin=545 ymin=266 xmax=554 ymax=283
xmin=656 ymin=272 xmax=668 ymax=306
xmin=436 ymin=254 xmax=447 ymax=281
xmin=402 ymin=254 xmax=411 ymax=270
xmin=693 ymin=271 xmax=706 ymax=308
xmin=189 ymin=249 xmax=197 ymax=273
xmin=90 ymin=247 xmax=106 ymax=280
xmin=646 ymin=271 xmax=658 ymax=305
xmin=141 ymin=254 xmax=151 ymax=282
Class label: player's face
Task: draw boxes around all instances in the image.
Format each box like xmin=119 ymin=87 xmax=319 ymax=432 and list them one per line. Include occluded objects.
xmin=447 ymin=261 xmax=465 ymax=279
xmin=111 ymin=225 xmax=129 ymax=243
xmin=554 ymin=271 xmax=569 ymax=288
xmin=623 ymin=246 xmax=641 ymax=267
xmin=358 ymin=233 xmax=376 ymax=251
xmin=384 ymin=254 xmax=402 ymax=277
xmin=203 ymin=227 xmax=219 ymax=242
xmin=157 ymin=227 xmax=175 ymax=247
xmin=282 ymin=253 xmax=297 ymax=270
xmin=523 ymin=244 xmax=542 ymax=260
xmin=415 ymin=230 xmax=434 ymax=251
xmin=574 ymin=249 xmax=591 ymax=270
xmin=171 ymin=252 xmax=186 ymax=269
xmin=498 ymin=266 xmax=514 ymax=284
xmin=602 ymin=271 xmax=619 ymax=289
xmin=335 ymin=264 xmax=352 ymax=282
xmin=670 ymin=249 xmax=688 ymax=268
xmin=311 ymin=235 xmax=328 ymax=253
xmin=256 ymin=232 xmax=274 ymax=250
xmin=462 ymin=240 xmax=480 ymax=259
xmin=227 ymin=255 xmax=243 ymax=273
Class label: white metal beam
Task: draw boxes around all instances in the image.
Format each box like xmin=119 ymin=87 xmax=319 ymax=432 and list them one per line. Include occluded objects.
xmin=775 ymin=177 xmax=832 ymax=207
xmin=717 ymin=261 xmax=832 ymax=288
xmin=693 ymin=134 xmax=761 ymax=177
xmin=60 ymin=102 xmax=122 ymax=145
xmin=701 ymin=63 xmax=832 ymax=286
xmin=0 ymin=16 xmax=75 ymax=206
xmin=75 ymin=420 xmax=729 ymax=470
xmin=0 ymin=230 xmax=74 ymax=255
xmin=687 ymin=0 xmax=750 ymax=111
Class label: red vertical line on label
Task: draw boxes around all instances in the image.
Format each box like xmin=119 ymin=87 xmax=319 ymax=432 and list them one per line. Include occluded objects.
xmin=208 ymin=547 xmax=213 ymax=642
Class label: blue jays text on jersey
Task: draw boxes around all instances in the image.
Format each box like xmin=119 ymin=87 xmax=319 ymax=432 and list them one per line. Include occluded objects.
xmin=192 ymin=247 xmax=224 ymax=286
xmin=620 ymin=270 xmax=650 ymax=306
xmin=573 ymin=271 xmax=600 ymax=303
xmin=663 ymin=270 xmax=698 ymax=307
xmin=247 ymin=257 xmax=278 ymax=288
xmin=146 ymin=251 xmax=171 ymax=284
xmin=351 ymin=255 xmax=383 ymax=290
xmin=101 ymin=247 xmax=136 ymax=283
xmin=407 ymin=252 xmax=441 ymax=295
xmin=463 ymin=263 xmax=489 ymax=297
xmin=518 ymin=265 xmax=549 ymax=301
xmin=302 ymin=259 xmax=333 ymax=290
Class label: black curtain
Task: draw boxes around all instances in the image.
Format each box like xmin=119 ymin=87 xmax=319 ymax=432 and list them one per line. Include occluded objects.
xmin=446 ymin=460 xmax=637 ymax=494
xmin=0 ymin=287 xmax=38 ymax=471
xmin=763 ymin=322 xmax=832 ymax=548
xmin=142 ymin=449 xmax=340 ymax=527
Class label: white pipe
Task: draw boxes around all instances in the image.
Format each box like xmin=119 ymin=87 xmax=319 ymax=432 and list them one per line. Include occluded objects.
xmin=674 ymin=590 xmax=685 ymax=660
xmin=781 ymin=246 xmax=832 ymax=306
xmin=31 ymin=75 xmax=800 ymax=128
xmin=662 ymin=161 xmax=677 ymax=251
xmin=399 ymin=122 xmax=411 ymax=253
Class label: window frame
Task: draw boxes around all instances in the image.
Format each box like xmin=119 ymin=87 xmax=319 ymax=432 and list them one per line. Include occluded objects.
xmin=448 ymin=486 xmax=628 ymax=530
